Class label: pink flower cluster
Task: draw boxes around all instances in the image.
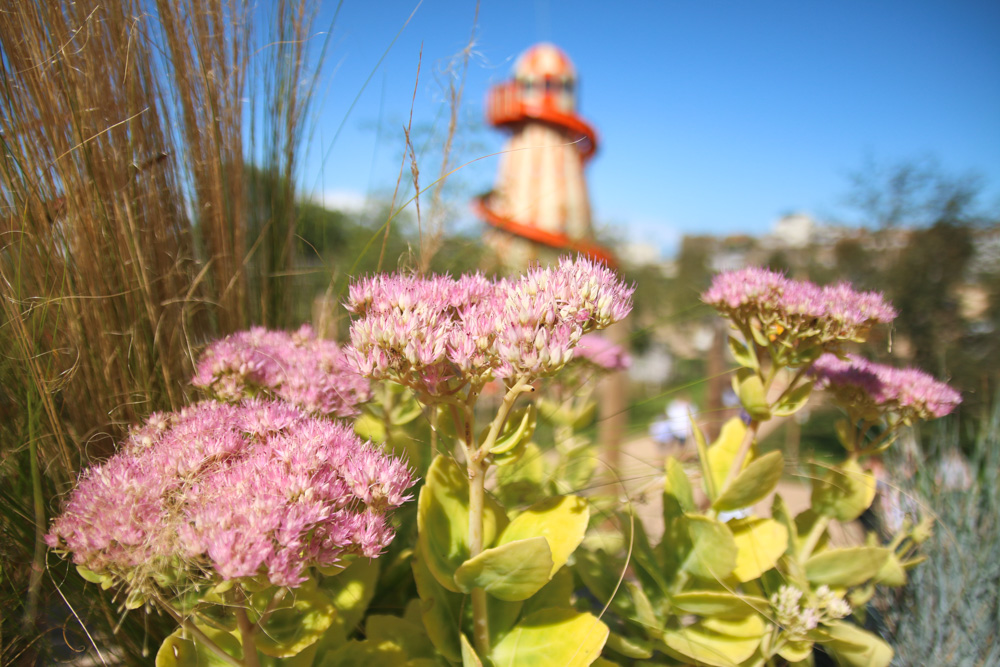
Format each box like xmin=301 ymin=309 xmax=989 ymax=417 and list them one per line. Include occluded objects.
xmin=702 ymin=267 xmax=897 ymax=347
xmin=46 ymin=400 xmax=414 ymax=589
xmin=192 ymin=325 xmax=370 ymax=418
xmin=346 ymin=257 xmax=634 ymax=395
xmin=810 ymin=353 xmax=961 ymax=421
xmin=575 ymin=333 xmax=632 ymax=372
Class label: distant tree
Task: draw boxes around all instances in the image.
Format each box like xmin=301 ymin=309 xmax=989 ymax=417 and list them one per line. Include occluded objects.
xmin=846 ymin=155 xmax=987 ymax=229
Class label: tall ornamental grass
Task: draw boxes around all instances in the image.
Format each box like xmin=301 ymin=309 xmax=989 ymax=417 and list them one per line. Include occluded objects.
xmin=0 ymin=1 xmax=322 ymax=662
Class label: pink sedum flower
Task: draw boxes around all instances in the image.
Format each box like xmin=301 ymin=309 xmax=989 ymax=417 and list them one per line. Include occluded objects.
xmin=46 ymin=399 xmax=414 ymax=591
xmin=346 ymin=257 xmax=634 ymax=396
xmin=702 ymin=267 xmax=896 ymax=355
xmin=193 ymin=325 xmax=370 ymax=418
xmin=810 ymin=353 xmax=961 ymax=421
xmin=575 ymin=333 xmax=632 ymax=371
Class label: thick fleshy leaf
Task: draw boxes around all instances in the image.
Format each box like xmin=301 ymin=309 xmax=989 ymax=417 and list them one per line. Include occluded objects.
xmin=412 ymin=542 xmax=463 ymax=663
xmin=497 ymin=495 xmax=589 ymax=579
xmin=736 ymin=370 xmax=771 ymax=421
xmin=670 ymin=591 xmax=768 ymax=617
xmin=461 ymin=633 xmax=483 ymax=667
xmin=730 ymin=518 xmax=789 ymax=582
xmin=680 ymin=515 xmax=738 ymax=580
xmin=772 ymin=381 xmax=813 ymax=417
xmin=818 ymin=621 xmax=893 ymax=667
xmin=627 ymin=581 xmax=661 ymax=633
xmin=874 ymin=552 xmax=908 ymax=587
xmin=777 ymin=639 xmax=813 ymax=663
xmin=418 ymin=455 xmax=507 ymax=591
xmin=156 ymin=624 xmax=242 ymax=666
xmin=454 ymin=537 xmax=554 ymax=601
xmin=728 ymin=335 xmax=758 ymax=370
xmin=707 ymin=418 xmax=750 ymax=495
xmin=488 ymin=405 xmax=537 ymax=455
xmin=315 ymin=639 xmax=408 ymax=667
xmin=665 ymin=456 xmax=696 ymax=512
xmin=806 ymin=547 xmax=891 ymax=587
xmin=521 ymin=566 xmax=574 ymax=618
xmin=605 ymin=631 xmax=653 ymax=659
xmin=771 ymin=494 xmax=798 ymax=557
xmin=661 ymin=614 xmax=764 ymax=667
xmin=365 ymin=613 xmax=437 ymax=660
xmin=315 ymin=558 xmax=380 ymax=651
xmin=714 ymin=451 xmax=784 ymax=512
xmin=491 ymin=608 xmax=608 ymax=667
xmin=255 ymin=587 xmax=336 ymax=658
xmin=811 ymin=459 xmax=876 ymax=521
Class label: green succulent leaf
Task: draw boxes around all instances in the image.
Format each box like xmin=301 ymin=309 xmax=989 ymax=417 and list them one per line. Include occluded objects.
xmin=496 ymin=495 xmax=589 ymax=579
xmin=707 ymin=418 xmax=750 ymax=496
xmin=411 ymin=541 xmax=464 ymax=663
xmin=521 ymin=566 xmax=574 ymax=618
xmin=365 ymin=613 xmax=437 ymax=660
xmin=874 ymin=553 xmax=908 ymax=587
xmin=490 ymin=608 xmax=609 ymax=667
xmin=254 ymin=587 xmax=336 ymax=658
xmin=417 ymin=455 xmax=507 ymax=591
xmin=811 ymin=459 xmax=876 ymax=522
xmin=730 ymin=517 xmax=789 ymax=582
xmin=454 ymin=537 xmax=554 ymax=601
xmin=315 ymin=558 xmax=380 ymax=651
xmin=156 ymin=624 xmax=242 ymax=666
xmin=736 ymin=369 xmax=771 ymax=421
xmin=772 ymin=381 xmax=813 ymax=417
xmin=605 ymin=631 xmax=654 ymax=659
xmin=777 ymin=639 xmax=813 ymax=663
xmin=664 ymin=456 xmax=696 ymax=512
xmin=680 ymin=515 xmax=738 ymax=580
xmin=805 ymin=547 xmax=891 ymax=587
xmin=460 ymin=633 xmax=483 ymax=667
xmin=670 ymin=591 xmax=768 ymax=617
xmin=713 ymin=450 xmax=784 ymax=512
xmin=661 ymin=613 xmax=764 ymax=667
xmin=816 ymin=621 xmax=893 ymax=667
xmin=728 ymin=335 xmax=758 ymax=370
xmin=488 ymin=405 xmax=537 ymax=455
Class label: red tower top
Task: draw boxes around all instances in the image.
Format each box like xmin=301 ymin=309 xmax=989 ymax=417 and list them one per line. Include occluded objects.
xmin=476 ymin=43 xmax=614 ymax=267
xmin=485 ymin=43 xmax=598 ymax=162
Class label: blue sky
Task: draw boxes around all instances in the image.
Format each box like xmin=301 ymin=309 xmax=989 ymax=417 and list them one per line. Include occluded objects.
xmin=289 ymin=1 xmax=1000 ymax=256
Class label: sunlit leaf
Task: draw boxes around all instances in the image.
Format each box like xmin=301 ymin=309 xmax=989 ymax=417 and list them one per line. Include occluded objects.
xmin=816 ymin=621 xmax=893 ymax=667
xmin=417 ymin=455 xmax=507 ymax=591
xmin=491 ymin=608 xmax=608 ymax=667
xmin=730 ymin=518 xmax=788 ymax=582
xmin=255 ymin=587 xmax=336 ymax=658
xmin=680 ymin=515 xmax=738 ymax=580
xmin=713 ymin=451 xmax=784 ymax=512
xmin=811 ymin=459 xmax=876 ymax=522
xmin=454 ymin=537 xmax=554 ymax=601
xmin=497 ymin=495 xmax=589 ymax=579
xmin=806 ymin=547 xmax=891 ymax=587
xmin=156 ymin=624 xmax=242 ymax=666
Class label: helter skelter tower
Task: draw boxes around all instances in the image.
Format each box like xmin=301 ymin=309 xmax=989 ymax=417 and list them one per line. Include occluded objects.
xmin=475 ymin=43 xmax=615 ymax=269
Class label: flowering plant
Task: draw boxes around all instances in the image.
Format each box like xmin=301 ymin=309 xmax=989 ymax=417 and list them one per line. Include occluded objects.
xmin=574 ymin=267 xmax=955 ymax=667
xmin=47 ymin=399 xmax=413 ymax=666
xmin=193 ymin=324 xmax=370 ymax=417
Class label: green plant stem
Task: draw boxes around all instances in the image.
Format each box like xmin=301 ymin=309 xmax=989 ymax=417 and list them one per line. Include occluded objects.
xmin=465 ymin=377 xmax=531 ymax=657
xmin=799 ymin=515 xmax=830 ymax=563
xmin=467 ymin=454 xmax=490 ymax=657
xmin=234 ymin=603 xmax=261 ymax=667
xmin=153 ymin=595 xmax=243 ymax=667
